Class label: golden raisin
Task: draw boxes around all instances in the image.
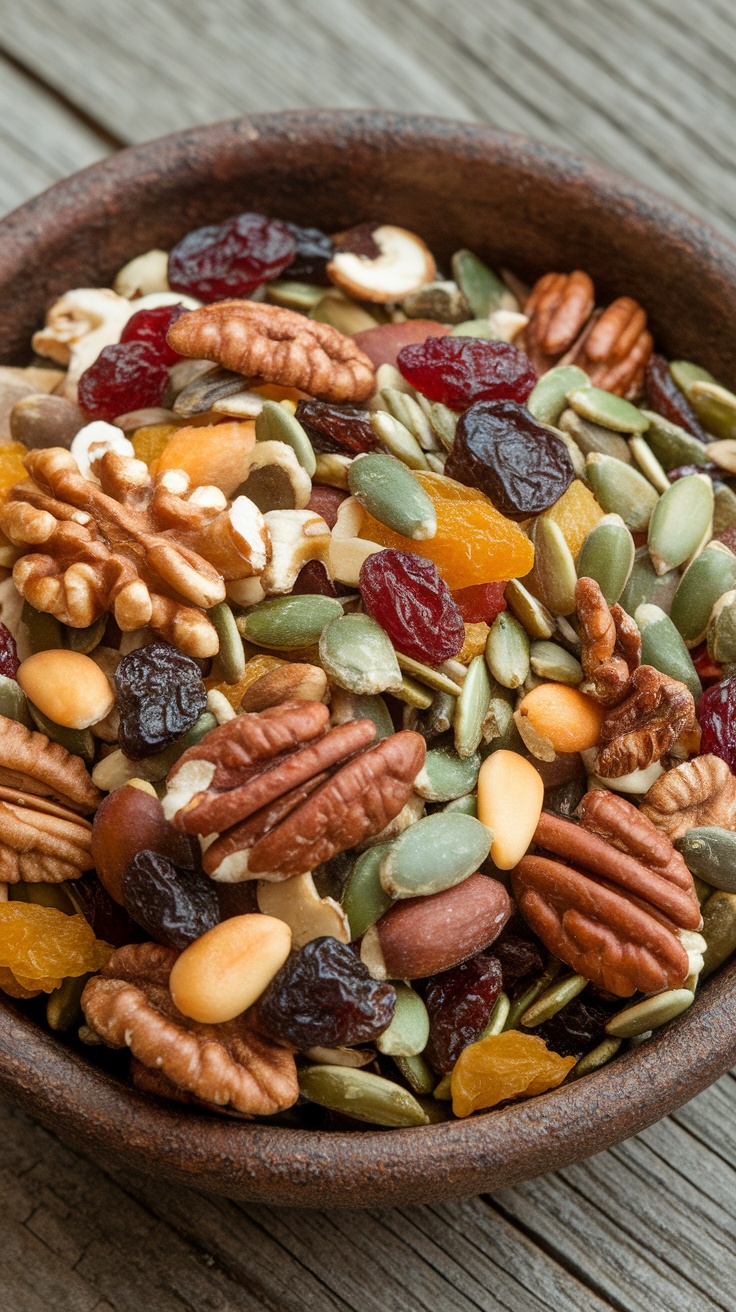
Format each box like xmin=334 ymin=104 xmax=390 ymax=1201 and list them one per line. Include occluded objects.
xmin=0 ymin=443 xmax=30 ymax=495
xmin=450 ymin=1029 xmax=575 ymax=1117
xmin=205 ymin=652 xmax=283 ymax=709
xmin=131 ymin=422 xmax=180 ymax=465
xmin=0 ymin=903 xmax=112 ymax=994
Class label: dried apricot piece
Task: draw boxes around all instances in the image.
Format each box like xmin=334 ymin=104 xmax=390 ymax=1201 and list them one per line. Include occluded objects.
xmin=542 ymin=480 xmax=604 ymax=560
xmin=359 ymin=472 xmax=534 ymax=589
xmin=451 ymin=1029 xmax=575 ymax=1116
xmin=205 ymin=652 xmax=283 ymax=709
xmin=0 ymin=902 xmax=112 ymax=994
xmin=151 ymin=420 xmax=256 ymax=495
xmin=131 ymin=422 xmax=180 ymax=465
xmin=0 ymin=443 xmax=30 ymax=495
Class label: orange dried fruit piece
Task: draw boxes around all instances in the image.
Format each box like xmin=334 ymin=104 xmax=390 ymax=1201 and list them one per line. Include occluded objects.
xmin=131 ymin=422 xmax=180 ymax=465
xmin=0 ymin=442 xmax=30 ymax=495
xmin=0 ymin=902 xmax=112 ymax=994
xmin=151 ymin=420 xmax=256 ymax=496
xmin=359 ymin=471 xmax=534 ymax=589
xmin=542 ymin=480 xmax=603 ymax=561
xmin=205 ymin=652 xmax=284 ymax=709
xmin=451 ymin=1029 xmax=575 ymax=1117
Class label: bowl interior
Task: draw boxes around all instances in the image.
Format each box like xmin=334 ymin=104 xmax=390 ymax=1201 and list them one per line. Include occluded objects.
xmin=1 ymin=110 xmax=735 ymax=1208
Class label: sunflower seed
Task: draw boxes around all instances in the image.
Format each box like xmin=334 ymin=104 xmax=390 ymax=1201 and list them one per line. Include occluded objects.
xmin=559 ymin=408 xmax=632 ymax=463
xmin=648 ymin=473 xmax=713 ymax=575
xmin=520 ymin=973 xmax=588 ymax=1027
xmin=380 ymin=387 xmax=437 ymax=450
xmin=576 ymin=514 xmax=635 ymax=606
xmin=370 ymin=409 xmax=430 ymax=470
xmin=525 ymin=517 xmax=578 ymax=616
xmin=605 ymin=989 xmax=694 ymax=1038
xmin=485 ymin=611 xmax=531 ymax=688
xmin=239 ymin=594 xmax=342 ymax=648
xmin=570 ymin=1037 xmax=622 ymax=1079
xmin=298 ymin=1064 xmax=429 ymax=1127
xmin=504 ymin=578 xmax=555 ymax=639
xmin=504 ymin=959 xmax=562 ymax=1030
xmin=207 ymin=601 xmax=245 ymax=684
xmin=701 ymin=891 xmax=736 ymax=976
xmin=634 ymin=604 xmax=702 ymax=701
xmin=619 ymin=547 xmax=680 ymax=616
xmin=255 ymin=400 xmax=316 ymax=477
xmin=341 ymin=843 xmax=393 ymax=940
xmin=379 ymin=812 xmax=492 ymax=899
xmin=453 ymin=654 xmax=492 ymax=758
xmin=393 ymin=674 xmax=434 ymax=709
xmin=670 ymin=542 xmax=736 ymax=645
xmin=451 ymin=249 xmax=509 ymax=316
xmin=586 ymin=453 xmax=659 ymax=533
xmin=677 ymin=828 xmax=736 ymax=893
xmin=567 ymin=387 xmax=649 ymax=434
xmin=0 ymin=674 xmax=32 ymax=727
xmin=376 ymin=983 xmax=430 ymax=1057
xmin=689 ymin=379 xmax=736 ymax=439
xmin=526 ymin=366 xmax=590 ymax=426
xmin=478 ymin=990 xmax=510 ymax=1039
xmin=392 ymin=1054 xmax=437 ymax=1096
xmin=639 ymin=410 xmax=710 ymax=472
xmin=402 ymin=280 xmax=469 ymax=323
xmin=395 ymin=653 xmax=462 ymax=697
xmin=172 ymin=366 xmax=246 ymax=417
xmin=414 ymin=745 xmax=481 ymax=801
xmin=529 ymin=640 xmax=584 ymax=685
xmin=265 ymin=280 xmax=326 ymax=310
xmin=348 ymin=452 xmax=436 ymax=539
xmin=320 ymin=613 xmax=402 ymax=695
xmin=629 ymin=435 xmax=671 ymax=493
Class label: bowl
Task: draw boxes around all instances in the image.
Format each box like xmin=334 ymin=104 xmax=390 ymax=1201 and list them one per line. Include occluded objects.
xmin=0 ymin=110 xmax=735 ymax=1208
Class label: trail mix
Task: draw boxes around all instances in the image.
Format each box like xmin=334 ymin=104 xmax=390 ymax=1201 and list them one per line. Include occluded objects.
xmin=1 ymin=215 xmax=736 ymax=1129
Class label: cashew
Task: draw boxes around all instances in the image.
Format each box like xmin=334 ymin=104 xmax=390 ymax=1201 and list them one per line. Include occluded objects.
xmin=257 ymin=871 xmax=350 ymax=948
xmin=329 ymin=494 xmax=382 ymax=586
xmin=328 ymin=225 xmax=436 ymax=303
xmin=113 ymin=249 xmax=171 ymax=298
xmin=260 ymin=509 xmax=331 ymax=595
xmin=227 ymin=576 xmax=266 ymax=607
xmin=487 ymin=309 xmax=529 ymax=342
xmin=237 ymin=440 xmax=312 ymax=512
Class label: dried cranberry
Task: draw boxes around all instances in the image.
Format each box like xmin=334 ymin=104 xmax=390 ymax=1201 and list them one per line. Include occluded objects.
xmin=445 ymin=400 xmax=575 ymax=518
xmin=359 ymin=549 xmax=466 ymax=663
xmin=490 ymin=930 xmax=544 ymax=993
xmin=668 ymin=463 xmax=720 ymax=483
xmin=691 ymin=644 xmax=721 ymax=684
xmin=698 ymin=675 xmax=736 ymax=772
xmin=122 ymin=850 xmax=219 ymax=949
xmin=535 ymin=993 xmax=618 ymax=1060
xmin=644 ymin=354 xmax=707 ymax=441
xmin=717 ymin=525 xmax=736 ymax=554
xmin=425 ymin=954 xmax=503 ymax=1073
xmin=114 ymin=641 xmax=207 ymax=760
xmin=120 ymin=302 xmax=187 ymax=366
xmin=306 ymin=483 xmax=348 ymax=529
xmin=256 ymin=936 xmax=396 ymax=1048
xmin=78 ymin=342 xmax=169 ymax=422
xmin=68 ymin=873 xmax=140 ymax=948
xmin=168 ymin=212 xmax=296 ymax=302
xmin=295 ymin=400 xmax=378 ymax=454
xmin=279 ymin=221 xmax=334 ymax=283
xmin=0 ymin=622 xmax=19 ymax=679
xmin=452 ymin=581 xmax=507 ymax=624
xmin=397 ymin=336 xmax=537 ymax=411
xmin=290 ymin=560 xmax=342 ymax=598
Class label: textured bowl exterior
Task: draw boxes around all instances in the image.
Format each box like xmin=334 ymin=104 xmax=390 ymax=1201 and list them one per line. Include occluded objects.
xmin=1 ymin=111 xmax=736 ymax=1207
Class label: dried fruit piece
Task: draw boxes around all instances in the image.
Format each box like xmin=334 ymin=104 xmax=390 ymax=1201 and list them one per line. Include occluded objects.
xmin=452 ymin=581 xmax=507 ymax=624
xmin=152 ymin=419 xmax=256 ymax=495
xmin=397 ymin=336 xmax=536 ymax=411
xmin=92 ymin=783 xmax=199 ymax=904
xmin=295 ymin=399 xmax=377 ymax=454
xmin=425 ymin=954 xmax=503 ymax=1073
xmin=0 ymin=623 xmax=19 ymax=679
xmin=492 ymin=929 xmax=544 ymax=992
xmin=120 ymin=303 xmax=187 ymax=365
xmin=168 ymin=213 xmax=296 ymax=301
xmin=122 ymin=850 xmax=220 ymax=949
xmin=280 ymin=222 xmax=334 ymax=283
xmin=0 ymin=902 xmax=111 ymax=992
xmin=256 ymin=936 xmax=396 ymax=1048
xmin=451 ymin=1029 xmax=575 ymax=1116
xmin=359 ymin=549 xmax=465 ymax=662
xmin=644 ymin=354 xmax=707 ymax=440
xmin=78 ymin=343 xmax=170 ymax=422
xmin=535 ymin=993 xmax=618 ymax=1059
xmin=131 ymin=422 xmax=179 ymax=465
xmin=542 ymin=480 xmax=604 ymax=559
xmin=114 ymin=642 xmax=207 ymax=760
xmin=445 ymin=400 xmax=574 ymax=518
xmin=0 ymin=442 xmax=35 ymax=493
xmin=699 ymin=675 xmax=736 ymax=772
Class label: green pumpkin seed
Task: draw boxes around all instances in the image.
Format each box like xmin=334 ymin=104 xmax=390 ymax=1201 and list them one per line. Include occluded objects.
xmin=342 ymin=843 xmax=393 ymax=940
xmin=504 ymin=578 xmax=555 ymax=639
xmin=634 ymin=604 xmax=702 ymax=701
xmin=526 ymin=366 xmax=590 ymax=426
xmin=311 ymin=291 xmax=379 ymax=334
xmin=669 ymin=359 xmax=714 ymax=394
xmin=22 ymin=601 xmax=63 ymax=654
xmin=503 ymin=959 xmax=562 ymax=1031
xmin=392 ymin=1053 xmax=436 ymax=1096
xmin=414 ymin=394 xmax=458 ymax=450
xmin=380 ymin=387 xmax=436 ymax=450
xmin=701 ymin=891 xmax=736 ymax=977
xmin=629 ymin=435 xmax=671 ymax=493
xmin=525 ymin=517 xmax=577 ymax=616
xmin=27 ymin=702 xmax=94 ymax=762
xmin=713 ymin=482 xmax=736 ymax=535
xmin=348 ymin=453 xmax=436 ymax=540
xmin=451 ymin=249 xmax=508 ymax=317
xmin=393 ymin=674 xmax=434 ymax=709
xmin=239 ymin=594 xmax=342 ymax=648
xmin=548 ymin=424 xmax=586 ymax=479
xmin=298 ymin=1064 xmax=429 ymax=1127
xmin=619 ymin=548 xmax=679 ymax=616
xmin=670 ymin=543 xmax=736 ymax=646
xmin=586 ymin=453 xmax=659 ymax=533
xmin=453 ymin=654 xmax=491 ymax=759
xmin=46 ymin=973 xmax=90 ymax=1032
xmin=320 ymin=613 xmax=402 ymax=696
xmin=647 ymin=473 xmax=714 ymax=576
xmin=379 ymin=812 xmax=492 ymax=899
xmin=479 ymin=990 xmax=510 ymax=1039
xmin=265 ymin=280 xmax=326 ymax=310
xmin=485 ymin=611 xmax=531 ymax=689
xmin=207 ymin=601 xmax=245 ymax=684
xmin=567 ymin=387 xmax=649 ymax=434
xmin=639 ymin=409 xmax=711 ymax=472
xmin=451 ymin=318 xmax=500 ymax=339
xmin=0 ymin=674 xmax=32 ymax=727
xmin=376 ymin=983 xmax=430 ymax=1057
xmin=414 ymin=745 xmax=481 ymax=801
xmin=605 ymin=989 xmax=694 ymax=1038
xmin=330 ymin=688 xmax=394 ymax=740
xmin=559 ymin=408 xmax=632 ymax=463
xmin=519 ymin=973 xmax=588 ymax=1027
xmin=707 ymin=589 xmax=736 ymax=664
xmin=441 ymin=792 xmax=478 ymax=817
xmin=576 ymin=514 xmax=635 ymax=605
xmin=677 ymin=827 xmax=736 ymax=893
xmin=255 ymin=400 xmax=316 ymax=477
xmin=395 ymin=653 xmax=462 ymax=697
xmin=570 ymin=1037 xmax=622 ymax=1079
xmin=529 ymin=640 xmax=583 ymax=685
xmin=370 ymin=410 xmax=430 ymax=470
xmin=689 ymin=380 xmax=736 ymax=439
xmin=63 ymin=615 xmax=107 ymax=654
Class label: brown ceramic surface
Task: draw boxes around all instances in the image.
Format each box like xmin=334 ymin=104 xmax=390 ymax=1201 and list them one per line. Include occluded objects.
xmin=0 ymin=111 xmax=735 ymax=1208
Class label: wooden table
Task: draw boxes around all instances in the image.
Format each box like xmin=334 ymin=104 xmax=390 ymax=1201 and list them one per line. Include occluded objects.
xmin=1 ymin=3 xmax=736 ymax=1308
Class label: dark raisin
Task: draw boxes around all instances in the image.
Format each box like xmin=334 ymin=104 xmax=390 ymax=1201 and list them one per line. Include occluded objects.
xmin=122 ymin=850 xmax=220 ymax=949
xmin=668 ymin=463 xmax=720 ymax=483
xmin=168 ymin=213 xmax=296 ymax=302
xmin=120 ymin=303 xmax=187 ymax=366
xmin=256 ymin=936 xmax=396 ymax=1048
xmin=280 ymin=222 xmax=335 ymax=283
xmin=698 ymin=675 xmax=736 ymax=771
xmin=359 ymin=549 xmax=465 ymax=663
xmin=644 ymin=354 xmax=707 ymax=441
xmin=425 ymin=954 xmax=503 ymax=1073
xmin=295 ymin=399 xmax=378 ymax=454
xmin=68 ymin=873 xmax=141 ymax=947
xmin=445 ymin=399 xmax=575 ymax=518
xmin=544 ymin=777 xmax=588 ymax=819
xmin=114 ymin=641 xmax=207 ymax=760
xmin=78 ymin=342 xmax=170 ymax=422
xmin=397 ymin=336 xmax=537 ymax=411
xmin=489 ymin=929 xmax=544 ymax=993
xmin=535 ymin=992 xmax=618 ymax=1059
xmin=0 ymin=622 xmax=19 ymax=679
xmin=306 ymin=483 xmax=348 ymax=529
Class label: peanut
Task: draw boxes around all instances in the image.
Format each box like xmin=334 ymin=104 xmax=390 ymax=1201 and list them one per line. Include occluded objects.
xmin=477 ymin=750 xmax=544 ymax=870
xmin=17 ymin=649 xmax=115 ymax=730
xmin=517 ymin=682 xmax=605 ymax=753
xmin=169 ymin=914 xmax=291 ymax=1023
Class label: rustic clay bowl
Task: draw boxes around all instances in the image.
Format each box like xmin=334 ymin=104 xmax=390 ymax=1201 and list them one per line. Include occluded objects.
xmin=0 ymin=111 xmax=735 ymax=1208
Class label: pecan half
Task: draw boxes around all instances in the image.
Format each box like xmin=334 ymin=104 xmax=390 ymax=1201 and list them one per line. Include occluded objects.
xmin=0 ymin=715 xmax=101 ymax=812
xmin=640 ymin=754 xmax=736 ymax=840
xmin=576 ymin=577 xmax=640 ymax=706
xmin=82 ymin=942 xmax=298 ymax=1116
xmin=595 ymin=666 xmax=697 ymax=778
xmin=565 ymin=296 xmax=653 ymax=398
xmin=579 ymin=788 xmax=695 ymax=893
xmin=521 ymin=270 xmax=596 ymax=372
xmin=0 ymin=788 xmax=92 ymax=883
xmin=167 ymin=301 xmax=376 ymax=403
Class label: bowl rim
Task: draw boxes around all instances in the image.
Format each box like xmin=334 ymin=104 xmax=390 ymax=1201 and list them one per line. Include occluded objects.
xmin=1 ymin=109 xmax=736 ymax=1208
